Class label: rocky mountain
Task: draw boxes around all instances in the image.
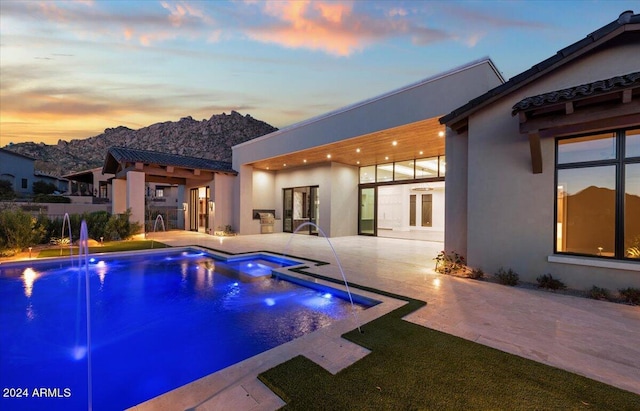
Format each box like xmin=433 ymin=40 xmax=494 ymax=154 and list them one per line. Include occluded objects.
xmin=2 ymin=111 xmax=277 ymax=176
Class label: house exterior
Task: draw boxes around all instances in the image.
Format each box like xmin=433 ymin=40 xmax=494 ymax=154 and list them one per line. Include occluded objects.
xmin=102 ymin=146 xmax=237 ymax=234
xmin=440 ymin=11 xmax=640 ymax=289
xmin=0 ymin=148 xmax=68 ymax=196
xmin=231 ymin=59 xmax=504 ymax=238
xmin=0 ymin=148 xmax=37 ymax=196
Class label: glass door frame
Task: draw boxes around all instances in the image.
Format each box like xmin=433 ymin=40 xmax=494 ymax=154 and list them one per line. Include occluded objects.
xmin=282 ymin=185 xmax=319 ymax=235
xmin=358 ymin=186 xmax=377 ymax=236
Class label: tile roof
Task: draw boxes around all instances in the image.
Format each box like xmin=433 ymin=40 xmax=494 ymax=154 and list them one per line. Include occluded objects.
xmin=440 ymin=10 xmax=640 ymax=127
xmin=512 ymin=71 xmax=640 ymax=115
xmin=105 ymin=146 xmax=236 ymax=174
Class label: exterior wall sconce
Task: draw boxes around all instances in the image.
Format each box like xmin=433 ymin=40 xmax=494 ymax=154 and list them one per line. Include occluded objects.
xmin=209 ymin=201 xmax=215 ymax=213
xmin=182 ymin=203 xmax=188 ymax=211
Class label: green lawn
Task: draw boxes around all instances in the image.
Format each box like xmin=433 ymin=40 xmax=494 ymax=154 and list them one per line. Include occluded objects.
xmin=37 ymin=240 xmax=169 ymax=258
xmin=259 ymin=287 xmax=640 ymax=410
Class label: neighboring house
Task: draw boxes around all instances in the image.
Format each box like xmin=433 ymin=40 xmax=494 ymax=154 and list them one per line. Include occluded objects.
xmin=440 ymin=11 xmax=639 ymax=289
xmin=0 ymin=148 xmax=37 ymax=195
xmin=231 ymin=59 xmax=504 ymax=238
xmin=0 ymin=148 xmax=68 ymax=195
xmin=64 ymin=167 xmax=112 ymax=198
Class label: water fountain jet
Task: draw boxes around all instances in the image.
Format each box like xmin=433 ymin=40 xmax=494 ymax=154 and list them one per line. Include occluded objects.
xmin=284 ymin=222 xmax=362 ymax=333
xmin=151 ymin=214 xmax=166 ymax=248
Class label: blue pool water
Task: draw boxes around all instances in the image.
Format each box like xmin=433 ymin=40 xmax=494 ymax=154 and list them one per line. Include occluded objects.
xmin=0 ymin=249 xmax=374 ymax=411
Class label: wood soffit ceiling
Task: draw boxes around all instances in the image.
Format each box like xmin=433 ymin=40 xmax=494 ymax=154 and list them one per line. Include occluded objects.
xmin=250 ymin=117 xmax=445 ymax=171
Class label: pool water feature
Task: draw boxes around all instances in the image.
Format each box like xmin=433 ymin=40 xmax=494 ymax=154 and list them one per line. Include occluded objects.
xmin=0 ymin=248 xmax=377 ymax=411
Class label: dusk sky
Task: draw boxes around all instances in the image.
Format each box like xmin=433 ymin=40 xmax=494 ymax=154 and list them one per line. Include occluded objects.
xmin=0 ymin=0 xmax=637 ymax=146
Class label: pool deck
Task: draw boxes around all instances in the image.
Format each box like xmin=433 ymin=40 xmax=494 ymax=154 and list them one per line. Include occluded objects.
xmin=116 ymin=231 xmax=640 ymax=410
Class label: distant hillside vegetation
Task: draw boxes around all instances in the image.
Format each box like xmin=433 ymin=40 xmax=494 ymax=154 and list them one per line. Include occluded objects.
xmin=2 ymin=111 xmax=277 ymax=176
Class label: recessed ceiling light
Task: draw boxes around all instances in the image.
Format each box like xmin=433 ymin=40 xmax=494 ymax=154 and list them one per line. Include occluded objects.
xmin=327 ymin=154 xmax=332 ymax=159
xmin=303 ymin=159 xmax=307 ymax=163
xmin=266 ymin=167 xmax=270 ymax=170
xmin=385 ymin=156 xmax=389 ymax=160
xmin=392 ymin=141 xmax=397 ymax=146
xmin=419 ymin=151 xmax=423 ymax=155
xmin=283 ymin=163 xmax=286 ymax=167
xmin=356 ymin=148 xmax=361 ymax=153
xmin=438 ymin=131 xmax=445 ymax=137
xmin=356 ymin=161 xmax=360 ymax=165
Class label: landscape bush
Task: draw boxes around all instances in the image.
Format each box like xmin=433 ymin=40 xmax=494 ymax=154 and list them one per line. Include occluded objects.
xmin=434 ymin=250 xmax=467 ymax=275
xmin=494 ymin=267 xmax=519 ymax=286
xmin=589 ymin=286 xmax=611 ymax=301
xmin=468 ymin=268 xmax=485 ymax=280
xmin=32 ymin=180 xmax=57 ymax=195
xmin=0 ymin=179 xmax=15 ymax=200
xmin=536 ymin=274 xmax=567 ymax=290
xmin=33 ymin=194 xmax=71 ymax=203
xmin=0 ymin=208 xmax=46 ymax=256
xmin=618 ymin=287 xmax=640 ymax=305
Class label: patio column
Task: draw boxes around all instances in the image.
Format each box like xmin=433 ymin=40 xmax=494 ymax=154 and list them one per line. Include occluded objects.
xmin=126 ymin=171 xmax=145 ymax=233
xmin=112 ymin=178 xmax=127 ymax=214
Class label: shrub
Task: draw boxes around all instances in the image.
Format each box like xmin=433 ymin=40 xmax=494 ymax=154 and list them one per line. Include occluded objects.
xmin=618 ymin=288 xmax=640 ymax=305
xmin=0 ymin=179 xmax=15 ymax=200
xmin=104 ymin=209 xmax=142 ymax=241
xmin=0 ymin=209 xmax=45 ymax=256
xmin=536 ymin=274 xmax=567 ymax=290
xmin=33 ymin=194 xmax=71 ymax=203
xmin=589 ymin=286 xmax=611 ymax=301
xmin=494 ymin=267 xmax=519 ymax=286
xmin=32 ymin=180 xmax=57 ymax=195
xmin=434 ymin=250 xmax=467 ymax=275
xmin=468 ymin=268 xmax=484 ymax=280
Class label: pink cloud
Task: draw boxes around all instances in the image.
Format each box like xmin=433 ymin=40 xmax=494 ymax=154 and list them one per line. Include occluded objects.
xmin=244 ymin=0 xmax=448 ymax=56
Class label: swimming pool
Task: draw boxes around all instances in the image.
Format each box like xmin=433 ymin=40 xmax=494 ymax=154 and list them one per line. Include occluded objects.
xmin=0 ymin=248 xmax=377 ymax=411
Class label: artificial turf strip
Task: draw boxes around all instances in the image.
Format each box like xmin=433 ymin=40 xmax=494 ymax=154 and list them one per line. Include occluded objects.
xmin=258 ymin=298 xmax=640 ymax=410
xmin=37 ymin=240 xmax=169 ymax=257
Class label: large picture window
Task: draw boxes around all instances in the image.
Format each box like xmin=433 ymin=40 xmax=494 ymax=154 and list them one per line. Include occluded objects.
xmin=556 ymin=128 xmax=640 ymax=259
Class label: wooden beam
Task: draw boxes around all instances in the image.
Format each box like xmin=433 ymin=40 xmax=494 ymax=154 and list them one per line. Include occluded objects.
xmin=135 ymin=162 xmax=144 ymax=171
xmin=520 ymin=100 xmax=640 ymax=134
xmin=622 ymin=89 xmax=632 ymax=104
xmin=565 ymin=102 xmax=574 ymax=115
xmin=167 ymin=166 xmax=174 ymax=173
xmin=519 ymin=111 xmax=527 ymax=124
xmin=193 ymin=169 xmax=201 ymax=176
xmin=528 ymin=132 xmax=543 ymax=174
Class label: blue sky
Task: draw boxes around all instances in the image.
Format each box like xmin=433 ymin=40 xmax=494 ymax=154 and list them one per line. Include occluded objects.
xmin=0 ymin=0 xmax=637 ymax=145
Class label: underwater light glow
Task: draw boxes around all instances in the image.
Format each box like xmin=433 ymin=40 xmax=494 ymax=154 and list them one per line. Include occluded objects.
xmin=265 ymin=298 xmax=275 ymax=306
xmin=89 ymin=258 xmax=96 ymax=263
xmin=323 ymin=293 xmax=332 ymax=299
xmin=22 ymin=268 xmax=38 ymax=298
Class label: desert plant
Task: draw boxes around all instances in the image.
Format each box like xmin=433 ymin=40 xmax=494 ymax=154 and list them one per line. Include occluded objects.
xmin=589 ymin=286 xmax=611 ymax=301
xmin=618 ymin=287 xmax=640 ymax=305
xmin=494 ymin=267 xmax=519 ymax=286
xmin=536 ymin=274 xmax=567 ymax=290
xmin=468 ymin=268 xmax=485 ymax=280
xmin=434 ymin=250 xmax=467 ymax=275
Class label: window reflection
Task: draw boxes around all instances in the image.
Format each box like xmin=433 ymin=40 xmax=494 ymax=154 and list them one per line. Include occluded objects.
xmin=557 ymin=132 xmax=616 ymax=164
xmin=625 ymin=163 xmax=640 ymax=258
xmin=557 ymin=166 xmax=615 ymax=256
xmin=626 ymin=129 xmax=640 ymax=158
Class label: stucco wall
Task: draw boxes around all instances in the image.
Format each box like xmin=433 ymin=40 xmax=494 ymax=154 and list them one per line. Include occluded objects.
xmin=463 ymin=42 xmax=640 ymax=289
